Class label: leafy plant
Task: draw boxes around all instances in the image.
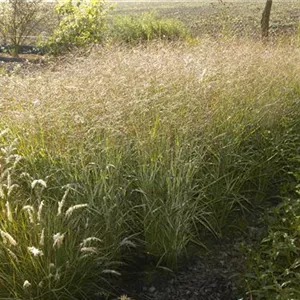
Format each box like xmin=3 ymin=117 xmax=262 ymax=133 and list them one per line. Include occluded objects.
xmin=244 ymin=178 xmax=300 ymax=299
xmin=43 ymin=0 xmax=110 ymax=54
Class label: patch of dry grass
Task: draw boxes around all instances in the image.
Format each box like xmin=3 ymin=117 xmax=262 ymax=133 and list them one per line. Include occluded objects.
xmin=1 ymin=39 xmax=299 ymax=151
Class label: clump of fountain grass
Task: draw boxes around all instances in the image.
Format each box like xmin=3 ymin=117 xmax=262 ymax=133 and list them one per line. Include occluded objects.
xmin=0 ymin=130 xmax=136 ymax=299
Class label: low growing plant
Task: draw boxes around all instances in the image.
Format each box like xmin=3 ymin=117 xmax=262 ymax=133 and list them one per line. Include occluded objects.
xmin=244 ymin=174 xmax=300 ymax=299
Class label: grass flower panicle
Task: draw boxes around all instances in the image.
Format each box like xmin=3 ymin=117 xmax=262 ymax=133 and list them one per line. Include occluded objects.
xmin=57 ymin=187 xmax=70 ymax=216
xmin=22 ymin=205 xmax=35 ymax=223
xmin=65 ymin=204 xmax=88 ymax=219
xmin=39 ymin=228 xmax=45 ymax=246
xmin=53 ymin=232 xmax=65 ymax=249
xmin=28 ymin=246 xmax=44 ymax=257
xmin=120 ymin=238 xmax=136 ymax=248
xmin=80 ymin=237 xmax=102 ymax=247
xmin=23 ymin=280 xmax=31 ymax=289
xmin=37 ymin=200 xmax=44 ymax=222
xmin=0 ymin=230 xmax=17 ymax=246
xmin=31 ymin=179 xmax=47 ymax=189
xmin=6 ymin=248 xmax=18 ymax=261
xmin=5 ymin=201 xmax=13 ymax=222
xmin=80 ymin=247 xmax=98 ymax=254
xmin=102 ymin=269 xmax=121 ymax=276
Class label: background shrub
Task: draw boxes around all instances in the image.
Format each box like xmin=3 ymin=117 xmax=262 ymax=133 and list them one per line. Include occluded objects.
xmin=0 ymin=0 xmax=45 ymax=57
xmin=43 ymin=0 xmax=110 ymax=54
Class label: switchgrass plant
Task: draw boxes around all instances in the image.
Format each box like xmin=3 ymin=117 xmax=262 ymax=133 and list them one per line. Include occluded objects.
xmin=0 ymin=39 xmax=300 ymax=297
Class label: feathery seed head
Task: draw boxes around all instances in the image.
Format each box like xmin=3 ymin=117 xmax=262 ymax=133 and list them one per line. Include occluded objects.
xmin=22 ymin=205 xmax=35 ymax=223
xmin=23 ymin=280 xmax=31 ymax=289
xmin=37 ymin=200 xmax=44 ymax=222
xmin=102 ymin=269 xmax=121 ymax=276
xmin=5 ymin=201 xmax=13 ymax=222
xmin=6 ymin=248 xmax=18 ymax=261
xmin=40 ymin=228 xmax=45 ymax=246
xmin=28 ymin=246 xmax=44 ymax=257
xmin=0 ymin=230 xmax=17 ymax=246
xmin=57 ymin=188 xmax=70 ymax=216
xmin=0 ymin=128 xmax=9 ymax=137
xmin=65 ymin=203 xmax=88 ymax=219
xmin=55 ymin=269 xmax=60 ymax=281
xmin=53 ymin=232 xmax=65 ymax=248
xmin=80 ymin=247 xmax=98 ymax=254
xmin=80 ymin=236 xmax=102 ymax=247
xmin=31 ymin=179 xmax=47 ymax=189
xmin=7 ymin=183 xmax=19 ymax=197
xmin=120 ymin=238 xmax=136 ymax=248
xmin=7 ymin=172 xmax=11 ymax=189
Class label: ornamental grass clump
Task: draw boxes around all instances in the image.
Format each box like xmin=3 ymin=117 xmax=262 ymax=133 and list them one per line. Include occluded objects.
xmin=0 ymin=131 xmax=130 ymax=299
xmin=109 ymin=12 xmax=190 ymax=44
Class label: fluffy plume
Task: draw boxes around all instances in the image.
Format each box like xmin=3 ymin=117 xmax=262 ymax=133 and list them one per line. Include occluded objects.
xmin=22 ymin=205 xmax=35 ymax=223
xmin=120 ymin=238 xmax=136 ymax=248
xmin=37 ymin=200 xmax=44 ymax=222
xmin=5 ymin=201 xmax=13 ymax=222
xmin=28 ymin=246 xmax=44 ymax=257
xmin=65 ymin=204 xmax=88 ymax=219
xmin=102 ymin=269 xmax=121 ymax=276
xmin=0 ymin=230 xmax=17 ymax=246
xmin=39 ymin=228 xmax=45 ymax=246
xmin=80 ymin=237 xmax=102 ymax=248
xmin=57 ymin=188 xmax=70 ymax=216
xmin=6 ymin=248 xmax=18 ymax=261
xmin=31 ymin=179 xmax=47 ymax=189
xmin=80 ymin=247 xmax=98 ymax=254
xmin=23 ymin=280 xmax=31 ymax=289
xmin=53 ymin=232 xmax=65 ymax=249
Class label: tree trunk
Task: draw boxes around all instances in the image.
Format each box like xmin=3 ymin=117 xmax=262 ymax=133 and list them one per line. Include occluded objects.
xmin=261 ymin=0 xmax=273 ymax=38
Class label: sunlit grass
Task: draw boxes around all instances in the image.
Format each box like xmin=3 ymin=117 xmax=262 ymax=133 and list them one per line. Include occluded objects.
xmin=0 ymin=38 xmax=300 ymax=298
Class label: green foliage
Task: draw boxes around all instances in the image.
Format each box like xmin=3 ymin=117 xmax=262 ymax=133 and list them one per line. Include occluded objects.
xmin=109 ymin=12 xmax=189 ymax=43
xmin=44 ymin=0 xmax=109 ymax=54
xmin=244 ymin=177 xmax=300 ymax=299
xmin=0 ymin=130 xmax=134 ymax=299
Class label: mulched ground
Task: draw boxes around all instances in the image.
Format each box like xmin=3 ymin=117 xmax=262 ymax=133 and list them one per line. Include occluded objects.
xmin=116 ymin=238 xmax=246 ymax=300
xmin=0 ymin=54 xmax=48 ymax=76
xmin=0 ymin=53 xmax=44 ymax=63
